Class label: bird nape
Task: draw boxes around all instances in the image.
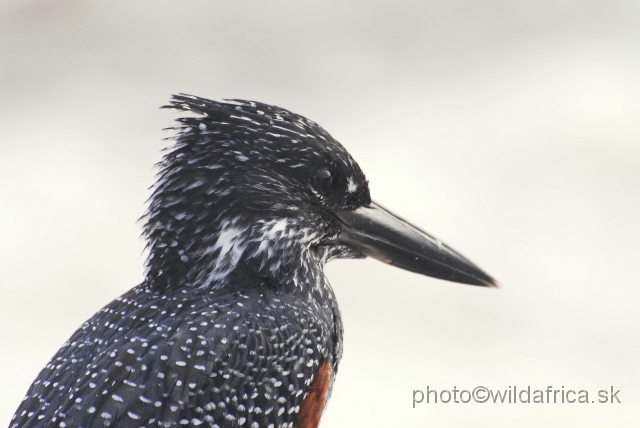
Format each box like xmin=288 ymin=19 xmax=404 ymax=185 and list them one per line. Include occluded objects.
xmin=11 ymin=94 xmax=496 ymax=428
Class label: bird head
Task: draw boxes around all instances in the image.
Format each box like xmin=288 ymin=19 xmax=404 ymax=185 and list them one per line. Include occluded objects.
xmin=142 ymin=94 xmax=495 ymax=291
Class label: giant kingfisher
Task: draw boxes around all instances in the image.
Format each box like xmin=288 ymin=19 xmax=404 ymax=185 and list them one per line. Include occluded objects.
xmin=10 ymin=94 xmax=496 ymax=428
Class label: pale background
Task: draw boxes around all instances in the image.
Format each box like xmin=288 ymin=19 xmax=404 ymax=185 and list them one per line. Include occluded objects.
xmin=1 ymin=1 xmax=638 ymax=427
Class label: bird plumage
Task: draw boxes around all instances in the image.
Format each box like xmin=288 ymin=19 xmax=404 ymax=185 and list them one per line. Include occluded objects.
xmin=11 ymin=94 xmax=495 ymax=428
xmin=11 ymin=95 xmax=370 ymax=428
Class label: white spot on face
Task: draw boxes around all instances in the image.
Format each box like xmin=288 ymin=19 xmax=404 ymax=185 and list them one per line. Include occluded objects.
xmin=347 ymin=177 xmax=357 ymax=193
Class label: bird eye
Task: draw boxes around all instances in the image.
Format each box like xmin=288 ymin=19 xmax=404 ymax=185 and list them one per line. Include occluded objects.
xmin=314 ymin=169 xmax=333 ymax=193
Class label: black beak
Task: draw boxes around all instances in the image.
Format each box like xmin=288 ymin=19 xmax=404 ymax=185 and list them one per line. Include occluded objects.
xmin=335 ymin=202 xmax=497 ymax=287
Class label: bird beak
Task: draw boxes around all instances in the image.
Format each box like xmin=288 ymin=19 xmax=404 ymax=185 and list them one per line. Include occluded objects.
xmin=335 ymin=202 xmax=497 ymax=287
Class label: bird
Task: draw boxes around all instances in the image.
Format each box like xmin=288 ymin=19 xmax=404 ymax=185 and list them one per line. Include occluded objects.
xmin=10 ymin=94 xmax=496 ymax=428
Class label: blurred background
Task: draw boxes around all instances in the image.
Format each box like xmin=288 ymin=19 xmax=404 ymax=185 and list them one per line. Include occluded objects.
xmin=1 ymin=0 xmax=638 ymax=426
